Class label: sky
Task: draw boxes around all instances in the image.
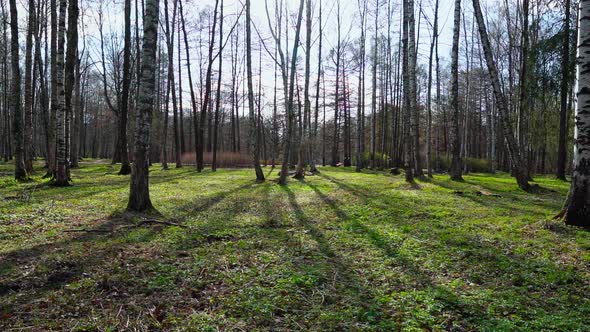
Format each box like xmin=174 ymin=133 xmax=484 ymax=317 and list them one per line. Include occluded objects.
xmin=80 ymin=0 xmax=499 ymax=116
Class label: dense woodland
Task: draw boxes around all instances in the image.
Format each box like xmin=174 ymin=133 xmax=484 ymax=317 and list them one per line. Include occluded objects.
xmin=2 ymin=0 xmax=590 ymax=329
xmin=1 ymin=0 xmax=589 ymax=223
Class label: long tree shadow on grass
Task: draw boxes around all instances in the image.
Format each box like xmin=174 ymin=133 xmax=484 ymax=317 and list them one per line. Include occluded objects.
xmin=308 ymin=174 xmax=590 ymax=329
xmin=303 ymin=181 xmax=434 ymax=288
xmin=428 ymin=176 xmax=562 ymax=217
xmin=281 ymin=185 xmax=366 ymax=290
xmin=0 ymin=180 xmax=256 ymax=329
xmin=173 ymin=182 xmax=257 ymax=218
xmin=317 ymin=173 xmax=408 ymax=212
xmin=1 ymin=167 xmax=202 ymax=206
xmin=1 ymin=179 xmax=256 ymax=275
xmin=280 ymin=185 xmax=391 ymax=326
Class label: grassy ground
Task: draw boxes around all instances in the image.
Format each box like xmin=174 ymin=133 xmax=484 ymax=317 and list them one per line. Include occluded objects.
xmin=0 ymin=160 xmax=589 ymax=331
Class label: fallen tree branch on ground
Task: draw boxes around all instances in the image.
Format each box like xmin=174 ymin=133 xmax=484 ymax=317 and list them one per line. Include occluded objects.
xmin=64 ymin=219 xmax=189 ymax=233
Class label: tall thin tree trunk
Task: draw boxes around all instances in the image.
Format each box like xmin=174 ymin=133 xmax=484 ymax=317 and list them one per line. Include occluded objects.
xmin=278 ymin=0 xmax=305 ymax=185
xmin=71 ymin=57 xmax=81 ymax=168
xmin=164 ymin=0 xmax=181 ymax=168
xmin=177 ymin=16 xmax=185 ymax=154
xmin=212 ymin=0 xmax=224 ymax=172
xmin=518 ymin=0 xmax=530 ymax=178
xmin=271 ymin=33 xmax=278 ymax=166
xmin=426 ymin=0 xmax=439 ymax=178
xmin=557 ymin=0 xmax=571 ymax=180
xmin=128 ymin=0 xmax=160 ymax=212
xmin=52 ymin=0 xmax=68 ymax=186
xmin=0 ymin=0 xmax=8 ymax=163
xmin=402 ymin=0 xmax=415 ymax=182
xmin=412 ymin=1 xmax=423 ymax=177
xmin=64 ymin=0 xmax=78 ymax=179
xmin=46 ymin=0 xmax=57 ymax=176
xmin=370 ymin=1 xmax=379 ymax=169
xmin=472 ymin=0 xmax=530 ymax=190
xmin=309 ymin=1 xmax=322 ymax=173
xmin=356 ymin=0 xmax=366 ymax=172
xmin=322 ymin=72 xmax=326 ymax=166
xmin=435 ymin=33 xmax=441 ymax=171
xmin=179 ymin=0 xmax=199 ymax=167
xmin=34 ymin=1 xmax=50 ymax=168
xmin=23 ymin=0 xmax=36 ymax=174
xmin=294 ymin=0 xmax=312 ymax=179
xmin=9 ymin=0 xmax=26 ymax=180
xmin=450 ymin=0 xmax=463 ymax=181
xmin=246 ymin=0 xmax=264 ymax=181
xmin=197 ymin=0 xmax=219 ymax=171
xmin=560 ymin=0 xmax=590 ymax=227
xmin=161 ymin=40 xmax=169 ymax=170
xmin=331 ymin=0 xmax=342 ymax=167
xmin=117 ymin=0 xmax=133 ymax=175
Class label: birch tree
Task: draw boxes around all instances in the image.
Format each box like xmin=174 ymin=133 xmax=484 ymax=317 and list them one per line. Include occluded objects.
xmin=559 ymin=0 xmax=590 ymax=227
xmin=128 ymin=0 xmax=160 ymax=212
xmin=52 ymin=0 xmax=69 ymax=186
xmin=471 ymin=0 xmax=531 ymax=190
xmin=450 ymin=0 xmax=463 ymax=181
xmin=64 ymin=0 xmax=79 ymax=179
xmin=426 ymin=0 xmax=439 ymax=178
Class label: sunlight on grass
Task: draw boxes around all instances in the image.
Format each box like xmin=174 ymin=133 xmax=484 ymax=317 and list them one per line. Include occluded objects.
xmin=0 ymin=160 xmax=588 ymax=330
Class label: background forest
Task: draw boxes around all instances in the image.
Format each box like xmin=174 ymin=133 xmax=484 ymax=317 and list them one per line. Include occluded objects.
xmin=0 ymin=0 xmax=578 ymax=181
xmin=1 ymin=0 xmax=590 ymax=330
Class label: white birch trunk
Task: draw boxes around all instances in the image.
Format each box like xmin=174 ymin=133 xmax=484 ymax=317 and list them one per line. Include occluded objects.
xmin=52 ymin=0 xmax=69 ymax=186
xmin=563 ymin=0 xmax=590 ymax=226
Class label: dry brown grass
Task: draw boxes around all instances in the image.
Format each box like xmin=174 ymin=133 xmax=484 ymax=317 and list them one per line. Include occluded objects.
xmin=180 ymin=151 xmax=254 ymax=168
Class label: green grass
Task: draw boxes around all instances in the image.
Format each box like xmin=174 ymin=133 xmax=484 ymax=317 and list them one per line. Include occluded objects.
xmin=0 ymin=160 xmax=589 ymax=331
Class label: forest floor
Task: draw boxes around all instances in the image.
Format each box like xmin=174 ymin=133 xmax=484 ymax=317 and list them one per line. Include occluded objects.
xmin=0 ymin=160 xmax=589 ymax=331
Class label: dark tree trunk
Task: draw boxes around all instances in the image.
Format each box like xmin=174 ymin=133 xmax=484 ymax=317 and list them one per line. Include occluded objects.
xmin=310 ymin=1 xmax=322 ymax=173
xmin=23 ymin=0 xmax=36 ymax=174
xmin=450 ymin=0 xmax=463 ymax=181
xmin=9 ymin=0 xmax=26 ymax=180
xmin=64 ymin=0 xmax=79 ymax=179
xmin=197 ymin=0 xmax=220 ymax=171
xmin=71 ymin=58 xmax=81 ymax=168
xmin=331 ymin=0 xmax=342 ymax=167
xmin=472 ymin=0 xmax=530 ymax=191
xmin=556 ymin=0 xmax=571 ymax=180
xmin=163 ymin=0 xmax=181 ymax=169
xmin=212 ymin=0 xmax=224 ymax=172
xmin=294 ymin=0 xmax=312 ymax=179
xmin=402 ymin=0 xmax=415 ymax=182
xmin=179 ymin=0 xmax=200 ymax=168
xmin=246 ymin=0 xmax=264 ymax=181
xmin=118 ymin=0 xmax=133 ymax=175
xmin=278 ymin=0 xmax=305 ymax=185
